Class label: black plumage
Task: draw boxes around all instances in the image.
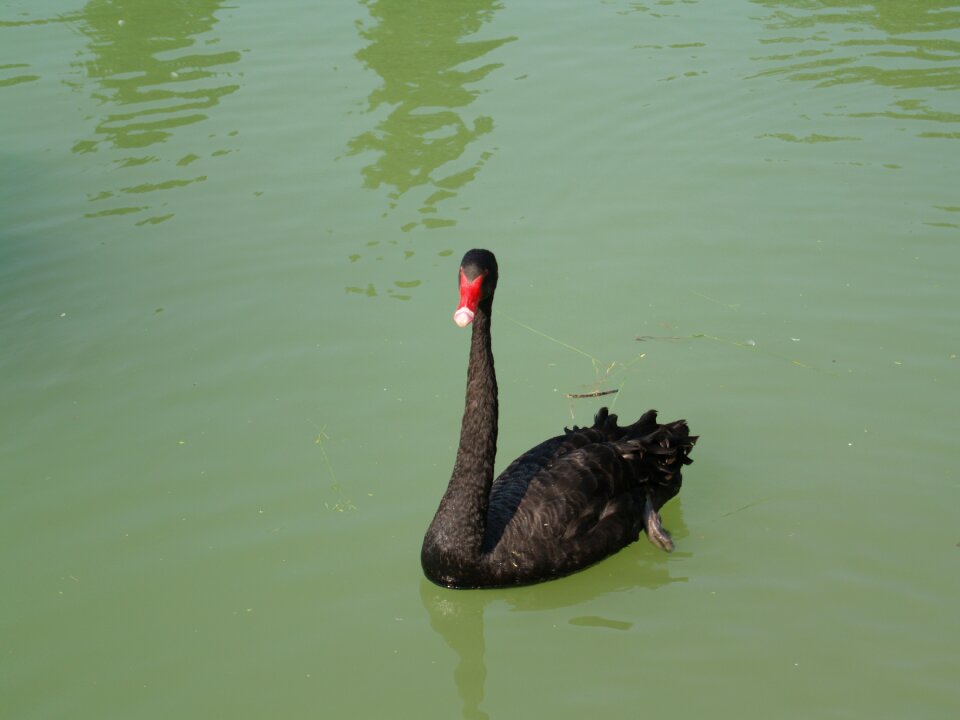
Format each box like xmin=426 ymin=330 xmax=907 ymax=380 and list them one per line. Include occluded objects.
xmin=421 ymin=249 xmax=696 ymax=588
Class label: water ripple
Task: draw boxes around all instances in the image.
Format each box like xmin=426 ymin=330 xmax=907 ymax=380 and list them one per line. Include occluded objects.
xmin=343 ymin=0 xmax=515 ymax=301
xmin=68 ymin=1 xmax=242 ymax=225
xmin=750 ymin=1 xmax=960 ymax=131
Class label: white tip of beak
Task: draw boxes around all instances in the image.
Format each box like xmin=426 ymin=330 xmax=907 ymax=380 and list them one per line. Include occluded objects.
xmin=453 ymin=307 xmax=475 ymax=327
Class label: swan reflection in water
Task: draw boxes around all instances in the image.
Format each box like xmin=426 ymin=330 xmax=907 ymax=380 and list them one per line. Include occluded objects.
xmin=419 ymin=535 xmax=689 ymax=720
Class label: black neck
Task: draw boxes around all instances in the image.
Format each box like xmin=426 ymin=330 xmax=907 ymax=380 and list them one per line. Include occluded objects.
xmin=426 ymin=297 xmax=498 ymax=567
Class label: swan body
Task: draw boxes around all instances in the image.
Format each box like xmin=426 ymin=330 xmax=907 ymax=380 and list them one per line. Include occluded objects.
xmin=421 ymin=249 xmax=696 ymax=588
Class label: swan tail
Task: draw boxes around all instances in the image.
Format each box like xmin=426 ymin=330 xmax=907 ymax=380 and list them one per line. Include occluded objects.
xmin=568 ymin=405 xmax=698 ymax=487
xmin=617 ymin=411 xmax=698 ymax=504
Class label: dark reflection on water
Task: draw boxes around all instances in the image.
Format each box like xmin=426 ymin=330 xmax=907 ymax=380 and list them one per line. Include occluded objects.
xmin=349 ymin=0 xmax=514 ymax=232
xmin=0 ymin=62 xmax=40 ymax=88
xmin=419 ymin=513 xmax=687 ymax=719
xmin=345 ymin=0 xmax=514 ymax=301
xmin=749 ymin=2 xmax=960 ymax=230
xmin=1 ymin=13 xmax=84 ymax=88
xmin=421 ymin=584 xmax=489 ymax=720
xmin=341 ymin=3 xmax=514 ymax=306
xmin=750 ymin=1 xmax=960 ymax=138
xmin=69 ymin=0 xmax=240 ymax=225
xmin=344 ymin=242 xmax=456 ymax=302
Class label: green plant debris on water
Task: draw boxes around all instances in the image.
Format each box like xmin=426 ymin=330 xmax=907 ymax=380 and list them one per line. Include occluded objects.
xmin=498 ymin=309 xmax=646 ymax=419
xmin=685 ymin=333 xmax=824 ymax=372
xmin=565 ymin=389 xmax=619 ymax=399
xmin=499 ymin=307 xmax=826 ymax=420
xmin=314 ymin=425 xmax=357 ymax=512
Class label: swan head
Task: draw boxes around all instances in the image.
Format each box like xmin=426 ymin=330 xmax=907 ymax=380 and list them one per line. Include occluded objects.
xmin=454 ymin=249 xmax=498 ymax=327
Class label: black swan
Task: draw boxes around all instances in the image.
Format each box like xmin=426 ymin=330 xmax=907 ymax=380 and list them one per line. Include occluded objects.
xmin=421 ymin=249 xmax=697 ymax=588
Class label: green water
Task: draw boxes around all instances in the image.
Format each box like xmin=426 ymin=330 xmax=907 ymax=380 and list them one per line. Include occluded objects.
xmin=2 ymin=1 xmax=958 ymax=717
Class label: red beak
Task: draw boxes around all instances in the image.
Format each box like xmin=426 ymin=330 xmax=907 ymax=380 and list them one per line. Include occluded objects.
xmin=454 ymin=268 xmax=484 ymax=327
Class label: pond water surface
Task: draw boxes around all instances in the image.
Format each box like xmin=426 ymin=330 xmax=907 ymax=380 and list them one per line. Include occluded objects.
xmin=2 ymin=1 xmax=958 ymax=718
